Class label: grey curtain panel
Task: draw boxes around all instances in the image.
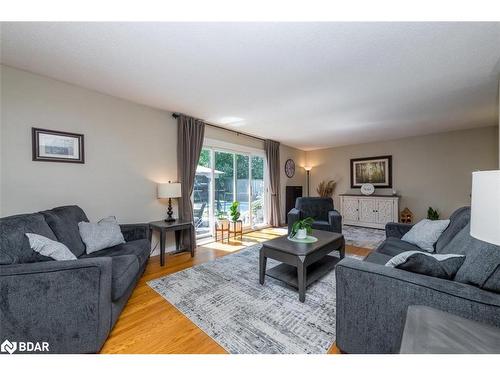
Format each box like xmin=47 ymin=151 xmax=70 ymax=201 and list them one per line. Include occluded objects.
xmin=264 ymin=139 xmax=281 ymax=227
xmin=177 ymin=114 xmax=205 ymax=248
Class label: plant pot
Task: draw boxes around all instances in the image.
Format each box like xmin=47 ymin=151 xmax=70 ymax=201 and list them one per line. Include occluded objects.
xmin=216 ymin=218 xmax=229 ymax=228
xmin=296 ymin=228 xmax=307 ymax=239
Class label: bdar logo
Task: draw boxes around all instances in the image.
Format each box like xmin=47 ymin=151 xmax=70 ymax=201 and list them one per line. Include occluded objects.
xmin=1 ymin=340 xmax=17 ymax=354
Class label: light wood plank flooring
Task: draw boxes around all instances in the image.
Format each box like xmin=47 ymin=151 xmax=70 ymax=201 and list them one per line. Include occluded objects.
xmin=100 ymin=228 xmax=371 ymax=354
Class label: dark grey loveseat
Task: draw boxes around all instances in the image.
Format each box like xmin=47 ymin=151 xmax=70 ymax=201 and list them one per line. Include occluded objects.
xmin=0 ymin=205 xmax=150 ymax=353
xmin=288 ymin=197 xmax=342 ymax=234
xmin=335 ymin=206 xmax=500 ymax=353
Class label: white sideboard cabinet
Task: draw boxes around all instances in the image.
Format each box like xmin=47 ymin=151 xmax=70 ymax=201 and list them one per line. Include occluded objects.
xmin=339 ymin=194 xmax=399 ymax=229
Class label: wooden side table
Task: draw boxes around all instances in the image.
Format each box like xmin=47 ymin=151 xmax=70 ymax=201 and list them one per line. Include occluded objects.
xmin=215 ymin=220 xmax=229 ymax=243
xmin=149 ymin=220 xmax=194 ymax=266
xmin=229 ymin=220 xmax=243 ymax=241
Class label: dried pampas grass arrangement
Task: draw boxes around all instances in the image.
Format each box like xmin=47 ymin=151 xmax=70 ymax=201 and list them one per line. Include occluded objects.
xmin=316 ymin=180 xmax=336 ymax=198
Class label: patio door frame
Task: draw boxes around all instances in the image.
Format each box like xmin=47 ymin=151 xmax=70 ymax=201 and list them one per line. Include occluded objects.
xmin=197 ymin=138 xmax=268 ymax=239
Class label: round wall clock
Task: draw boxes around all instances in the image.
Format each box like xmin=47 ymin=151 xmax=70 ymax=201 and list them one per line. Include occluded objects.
xmin=285 ymin=159 xmax=295 ymax=178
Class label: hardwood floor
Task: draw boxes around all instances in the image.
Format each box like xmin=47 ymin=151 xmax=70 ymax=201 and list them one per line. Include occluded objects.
xmin=100 ymin=228 xmax=371 ymax=354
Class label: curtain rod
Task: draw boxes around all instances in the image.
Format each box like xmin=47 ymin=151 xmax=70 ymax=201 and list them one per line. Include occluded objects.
xmin=172 ymin=113 xmax=266 ymax=142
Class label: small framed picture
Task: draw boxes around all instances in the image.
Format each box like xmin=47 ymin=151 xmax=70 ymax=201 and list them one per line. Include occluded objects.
xmin=32 ymin=128 xmax=85 ymax=163
xmin=351 ymin=155 xmax=392 ymax=188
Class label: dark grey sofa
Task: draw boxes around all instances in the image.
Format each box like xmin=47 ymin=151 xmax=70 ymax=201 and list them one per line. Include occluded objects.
xmin=0 ymin=205 xmax=150 ymax=353
xmin=335 ymin=206 xmax=500 ymax=353
xmin=288 ymin=197 xmax=342 ymax=234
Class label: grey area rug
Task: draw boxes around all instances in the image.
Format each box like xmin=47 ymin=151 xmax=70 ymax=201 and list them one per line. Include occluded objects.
xmin=343 ymin=224 xmax=385 ymax=249
xmin=148 ymin=244 xmax=364 ymax=354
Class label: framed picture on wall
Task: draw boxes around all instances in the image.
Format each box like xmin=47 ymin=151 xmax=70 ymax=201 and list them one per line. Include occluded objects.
xmin=32 ymin=128 xmax=85 ymax=163
xmin=350 ymin=155 xmax=392 ymax=188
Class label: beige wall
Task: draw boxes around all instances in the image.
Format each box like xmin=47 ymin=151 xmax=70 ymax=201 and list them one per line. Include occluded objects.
xmin=280 ymin=144 xmax=306 ymax=224
xmin=306 ymin=127 xmax=499 ymax=222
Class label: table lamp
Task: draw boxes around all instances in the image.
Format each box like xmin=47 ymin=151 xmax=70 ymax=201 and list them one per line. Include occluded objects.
xmin=158 ymin=182 xmax=182 ymax=222
xmin=470 ymin=170 xmax=500 ymax=246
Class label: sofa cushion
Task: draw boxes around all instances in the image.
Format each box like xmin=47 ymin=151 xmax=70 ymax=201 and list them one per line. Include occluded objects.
xmin=311 ymin=220 xmax=332 ymax=232
xmin=453 ymin=232 xmax=500 ymax=292
xmin=435 ymin=206 xmax=470 ymax=253
xmin=0 ymin=213 xmax=57 ymax=264
xmin=110 ymin=255 xmax=140 ymax=301
xmin=376 ymin=237 xmax=423 ymax=257
xmin=440 ymin=224 xmax=474 ymax=256
xmin=401 ymin=219 xmax=450 ymax=252
xmin=386 ymin=251 xmax=465 ymax=280
xmin=81 ymin=239 xmax=150 ymax=267
xmin=40 ymin=206 xmax=89 ymax=257
xmin=365 ymin=252 xmax=392 ymax=265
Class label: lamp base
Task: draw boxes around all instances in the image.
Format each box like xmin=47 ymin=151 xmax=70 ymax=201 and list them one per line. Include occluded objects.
xmin=164 ymin=198 xmax=176 ymax=222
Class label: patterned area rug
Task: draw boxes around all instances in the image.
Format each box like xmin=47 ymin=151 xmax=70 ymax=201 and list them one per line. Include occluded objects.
xmin=343 ymin=224 xmax=385 ymax=249
xmin=148 ymin=244 xmax=364 ymax=354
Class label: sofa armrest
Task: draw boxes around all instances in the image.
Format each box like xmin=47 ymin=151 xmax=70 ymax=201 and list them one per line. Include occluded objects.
xmin=328 ymin=210 xmax=342 ymax=233
xmin=120 ymin=223 xmax=150 ymax=242
xmin=287 ymin=208 xmax=302 ymax=234
xmin=385 ymin=222 xmax=413 ymax=239
xmin=0 ymin=258 xmax=112 ymax=353
xmin=335 ymin=258 xmax=500 ymax=354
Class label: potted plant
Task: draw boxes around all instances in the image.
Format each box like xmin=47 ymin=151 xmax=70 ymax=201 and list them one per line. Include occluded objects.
xmin=427 ymin=207 xmax=440 ymax=220
xmin=216 ymin=210 xmax=228 ymax=227
xmin=290 ymin=217 xmax=314 ymax=240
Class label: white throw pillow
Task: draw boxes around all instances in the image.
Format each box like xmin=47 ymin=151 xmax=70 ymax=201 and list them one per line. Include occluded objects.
xmin=401 ymin=219 xmax=450 ymax=252
xmin=79 ymin=216 xmax=125 ymax=254
xmin=25 ymin=233 xmax=77 ymax=261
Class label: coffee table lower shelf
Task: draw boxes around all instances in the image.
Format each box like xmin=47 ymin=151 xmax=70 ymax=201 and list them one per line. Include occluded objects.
xmin=265 ymin=255 xmax=340 ymax=289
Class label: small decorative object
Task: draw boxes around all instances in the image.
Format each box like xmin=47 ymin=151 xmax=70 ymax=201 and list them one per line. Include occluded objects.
xmin=351 ymin=155 xmax=392 ymax=188
xmin=392 ymin=189 xmax=397 ymax=196
xmin=229 ymin=201 xmax=241 ymax=222
xmin=360 ymin=183 xmax=375 ymax=195
xmin=316 ymin=180 xmax=336 ymax=198
xmin=427 ymin=207 xmax=440 ymax=221
xmin=284 ymin=159 xmax=295 ymax=178
xmin=290 ymin=217 xmax=314 ymax=239
xmin=32 ymin=127 xmax=84 ymax=163
xmin=400 ymin=207 xmax=414 ymax=223
xmin=157 ymin=182 xmax=182 ymax=222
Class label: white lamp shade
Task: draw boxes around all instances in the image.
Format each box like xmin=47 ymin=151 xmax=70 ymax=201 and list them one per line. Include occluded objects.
xmin=157 ymin=183 xmax=182 ymax=199
xmin=470 ymin=170 xmax=500 ymax=245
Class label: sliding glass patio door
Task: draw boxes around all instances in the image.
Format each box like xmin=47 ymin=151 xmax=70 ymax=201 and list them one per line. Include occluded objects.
xmin=193 ymin=145 xmax=267 ymax=238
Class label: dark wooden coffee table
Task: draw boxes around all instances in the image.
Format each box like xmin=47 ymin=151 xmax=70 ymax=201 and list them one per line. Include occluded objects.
xmin=259 ymin=230 xmax=345 ymax=302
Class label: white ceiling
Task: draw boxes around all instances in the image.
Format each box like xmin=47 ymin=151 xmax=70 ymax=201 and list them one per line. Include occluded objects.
xmin=1 ymin=22 xmax=499 ymax=150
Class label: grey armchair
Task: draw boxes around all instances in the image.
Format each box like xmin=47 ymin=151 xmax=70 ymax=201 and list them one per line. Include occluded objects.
xmin=287 ymin=197 xmax=342 ymax=234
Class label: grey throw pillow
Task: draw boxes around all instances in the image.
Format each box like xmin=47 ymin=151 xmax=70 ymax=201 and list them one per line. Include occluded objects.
xmin=386 ymin=251 xmax=465 ymax=280
xmin=25 ymin=233 xmax=77 ymax=261
xmin=79 ymin=216 xmax=125 ymax=254
xmin=401 ymin=219 xmax=450 ymax=252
